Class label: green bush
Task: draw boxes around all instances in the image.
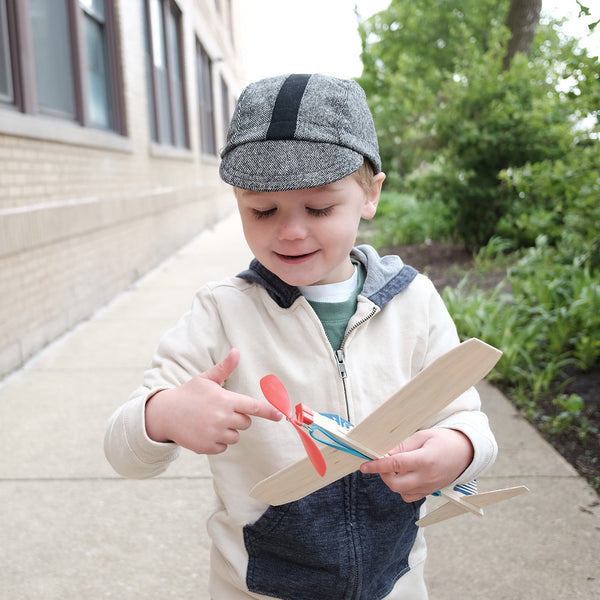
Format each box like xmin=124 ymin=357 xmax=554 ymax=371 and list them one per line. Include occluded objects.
xmin=442 ymin=135 xmax=600 ymax=387
xmin=370 ymin=191 xmax=454 ymax=246
xmin=498 ymin=144 xmax=600 ymax=263
xmin=443 ymin=240 xmax=599 ymax=411
xmin=509 ymin=239 xmax=600 ymax=371
xmin=409 ymin=53 xmax=576 ymax=249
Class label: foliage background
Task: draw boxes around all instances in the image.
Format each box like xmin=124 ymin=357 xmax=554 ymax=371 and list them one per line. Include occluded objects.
xmin=356 ymin=0 xmax=600 ymax=490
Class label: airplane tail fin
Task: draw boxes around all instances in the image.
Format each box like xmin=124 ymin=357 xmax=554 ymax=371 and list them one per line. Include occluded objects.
xmin=416 ymin=485 xmax=529 ymax=527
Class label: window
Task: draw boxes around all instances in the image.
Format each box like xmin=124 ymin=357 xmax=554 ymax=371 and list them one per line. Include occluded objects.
xmin=196 ymin=40 xmax=216 ymax=155
xmin=144 ymin=0 xmax=188 ymax=148
xmin=0 ymin=0 xmax=14 ymax=103
xmin=81 ymin=0 xmax=114 ymax=129
xmin=220 ymin=75 xmax=230 ymax=141
xmin=30 ymin=0 xmax=76 ymax=118
xmin=0 ymin=0 xmax=124 ymax=133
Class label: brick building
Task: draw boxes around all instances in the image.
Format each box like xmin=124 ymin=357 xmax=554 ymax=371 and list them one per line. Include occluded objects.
xmin=0 ymin=0 xmax=244 ymax=379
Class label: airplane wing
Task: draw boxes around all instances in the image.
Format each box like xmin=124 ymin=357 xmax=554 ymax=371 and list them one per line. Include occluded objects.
xmin=459 ymin=485 xmax=529 ymax=509
xmin=415 ymin=485 xmax=530 ymax=527
xmin=250 ymin=338 xmax=502 ymax=506
xmin=415 ymin=500 xmax=470 ymax=527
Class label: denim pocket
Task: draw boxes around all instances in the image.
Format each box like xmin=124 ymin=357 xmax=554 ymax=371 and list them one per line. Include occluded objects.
xmin=244 ymin=473 xmax=423 ymax=600
xmin=354 ymin=474 xmax=423 ymax=598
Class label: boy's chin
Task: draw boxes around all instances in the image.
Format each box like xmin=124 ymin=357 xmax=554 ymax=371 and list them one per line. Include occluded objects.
xmin=277 ymin=274 xmax=309 ymax=287
xmin=273 ymin=271 xmax=318 ymax=288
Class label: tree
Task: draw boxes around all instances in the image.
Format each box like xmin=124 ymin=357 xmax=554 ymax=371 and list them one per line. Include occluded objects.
xmin=357 ymin=0 xmax=599 ymax=248
xmin=357 ymin=0 xmax=513 ymax=179
xmin=503 ymin=0 xmax=542 ymax=70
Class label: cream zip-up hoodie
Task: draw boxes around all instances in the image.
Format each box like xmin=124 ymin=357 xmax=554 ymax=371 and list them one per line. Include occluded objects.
xmin=104 ymin=245 xmax=497 ymax=600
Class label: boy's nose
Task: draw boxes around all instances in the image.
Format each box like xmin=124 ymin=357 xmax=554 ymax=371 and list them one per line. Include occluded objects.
xmin=277 ymin=216 xmax=308 ymax=240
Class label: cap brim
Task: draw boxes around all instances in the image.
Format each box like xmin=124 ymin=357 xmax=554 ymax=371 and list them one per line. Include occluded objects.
xmin=219 ymin=139 xmax=365 ymax=192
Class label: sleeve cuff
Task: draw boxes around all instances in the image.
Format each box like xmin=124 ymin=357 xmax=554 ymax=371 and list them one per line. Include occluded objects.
xmin=105 ymin=389 xmax=180 ymax=479
xmin=435 ymin=414 xmax=498 ymax=485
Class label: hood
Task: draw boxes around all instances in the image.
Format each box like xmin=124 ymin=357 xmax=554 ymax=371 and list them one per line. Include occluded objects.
xmin=237 ymin=244 xmax=418 ymax=309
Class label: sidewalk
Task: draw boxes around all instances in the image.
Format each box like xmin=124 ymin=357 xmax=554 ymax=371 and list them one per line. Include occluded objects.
xmin=1 ymin=210 xmax=598 ymax=599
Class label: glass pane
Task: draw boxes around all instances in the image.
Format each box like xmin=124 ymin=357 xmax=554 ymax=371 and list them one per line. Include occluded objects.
xmin=166 ymin=7 xmax=185 ymax=146
xmin=84 ymin=12 xmax=113 ymax=129
xmin=150 ymin=0 xmax=172 ymax=143
xmin=150 ymin=0 xmax=166 ymax=68
xmin=197 ymin=44 xmax=216 ymax=155
xmin=157 ymin=66 xmax=172 ymax=143
xmin=0 ymin=0 xmax=13 ymax=102
xmin=143 ymin=0 xmax=157 ymax=141
xmin=30 ymin=0 xmax=75 ymax=116
xmin=221 ymin=76 xmax=230 ymax=140
xmin=79 ymin=0 xmax=105 ymax=20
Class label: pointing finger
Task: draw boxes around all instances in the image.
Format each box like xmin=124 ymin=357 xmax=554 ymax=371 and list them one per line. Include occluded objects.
xmin=235 ymin=394 xmax=283 ymax=422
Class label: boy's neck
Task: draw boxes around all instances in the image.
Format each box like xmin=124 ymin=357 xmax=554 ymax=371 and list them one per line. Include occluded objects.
xmin=298 ymin=266 xmax=358 ymax=303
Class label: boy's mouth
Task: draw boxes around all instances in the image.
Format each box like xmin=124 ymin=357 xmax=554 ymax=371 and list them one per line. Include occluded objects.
xmin=275 ymin=250 xmax=318 ymax=263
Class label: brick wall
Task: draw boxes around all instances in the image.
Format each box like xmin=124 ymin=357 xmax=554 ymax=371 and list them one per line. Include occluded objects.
xmin=0 ymin=0 xmax=244 ymax=379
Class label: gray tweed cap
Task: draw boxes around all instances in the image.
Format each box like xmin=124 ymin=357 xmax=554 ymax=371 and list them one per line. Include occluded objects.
xmin=219 ymin=73 xmax=381 ymax=192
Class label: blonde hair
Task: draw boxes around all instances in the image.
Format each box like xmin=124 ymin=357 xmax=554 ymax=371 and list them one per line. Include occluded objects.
xmin=352 ymin=160 xmax=377 ymax=192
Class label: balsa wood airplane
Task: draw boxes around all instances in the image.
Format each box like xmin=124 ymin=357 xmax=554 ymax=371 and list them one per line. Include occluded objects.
xmin=251 ymin=338 xmax=529 ymax=526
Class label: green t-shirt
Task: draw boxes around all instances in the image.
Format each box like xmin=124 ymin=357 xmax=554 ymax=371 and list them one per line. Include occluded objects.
xmin=306 ymin=263 xmax=366 ymax=350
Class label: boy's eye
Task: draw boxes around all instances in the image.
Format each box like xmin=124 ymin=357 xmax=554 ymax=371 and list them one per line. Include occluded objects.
xmin=307 ymin=206 xmax=334 ymax=217
xmin=252 ymin=208 xmax=276 ymax=219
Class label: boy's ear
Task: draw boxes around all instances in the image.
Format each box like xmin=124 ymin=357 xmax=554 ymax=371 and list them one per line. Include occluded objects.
xmin=361 ymin=172 xmax=386 ymax=220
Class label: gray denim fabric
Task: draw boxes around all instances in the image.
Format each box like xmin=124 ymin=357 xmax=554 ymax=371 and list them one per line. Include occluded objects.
xmin=220 ymin=74 xmax=381 ymax=191
xmin=244 ymin=472 xmax=423 ymax=600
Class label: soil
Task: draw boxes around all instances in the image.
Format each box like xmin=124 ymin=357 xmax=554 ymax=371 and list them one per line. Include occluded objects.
xmin=363 ymin=234 xmax=600 ymax=493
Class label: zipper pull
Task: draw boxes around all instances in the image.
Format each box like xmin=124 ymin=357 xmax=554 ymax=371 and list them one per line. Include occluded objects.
xmin=335 ymin=349 xmax=347 ymax=379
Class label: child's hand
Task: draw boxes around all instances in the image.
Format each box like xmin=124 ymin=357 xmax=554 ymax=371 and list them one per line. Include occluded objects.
xmin=359 ymin=428 xmax=474 ymax=503
xmin=144 ymin=348 xmax=282 ymax=454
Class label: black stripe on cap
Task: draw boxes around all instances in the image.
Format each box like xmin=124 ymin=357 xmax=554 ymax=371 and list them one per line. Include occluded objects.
xmin=266 ymin=74 xmax=311 ymax=140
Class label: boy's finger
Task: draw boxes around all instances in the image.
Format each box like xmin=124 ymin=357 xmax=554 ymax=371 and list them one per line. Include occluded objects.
xmin=360 ymin=449 xmax=420 ymax=475
xmin=201 ymin=348 xmax=241 ymax=385
xmin=235 ymin=395 xmax=283 ymax=422
xmin=386 ymin=430 xmax=430 ymax=456
xmin=361 ymin=431 xmax=431 ymax=475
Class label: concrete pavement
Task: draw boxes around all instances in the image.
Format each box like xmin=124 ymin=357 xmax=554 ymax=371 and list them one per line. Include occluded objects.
xmin=1 ymin=210 xmax=598 ymax=599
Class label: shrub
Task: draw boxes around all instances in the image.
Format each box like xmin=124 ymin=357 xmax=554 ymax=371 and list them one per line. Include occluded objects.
xmin=370 ymin=191 xmax=454 ymax=246
xmin=408 ymin=53 xmax=576 ymax=249
xmin=498 ymin=143 xmax=600 ymax=265
xmin=443 ymin=238 xmax=599 ymax=411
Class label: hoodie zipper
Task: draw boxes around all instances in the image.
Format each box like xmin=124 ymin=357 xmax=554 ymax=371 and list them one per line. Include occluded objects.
xmin=348 ymin=472 xmax=361 ymax=600
xmin=335 ymin=306 xmax=377 ymax=420
xmin=338 ymin=307 xmax=377 ymax=599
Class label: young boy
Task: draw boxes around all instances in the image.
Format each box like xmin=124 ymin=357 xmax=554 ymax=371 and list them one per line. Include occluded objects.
xmin=104 ymin=73 xmax=497 ymax=600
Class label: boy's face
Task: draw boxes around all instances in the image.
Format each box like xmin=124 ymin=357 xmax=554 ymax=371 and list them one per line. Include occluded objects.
xmin=236 ymin=172 xmax=384 ymax=287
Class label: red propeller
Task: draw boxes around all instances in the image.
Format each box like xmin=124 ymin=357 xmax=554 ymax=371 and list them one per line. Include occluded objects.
xmin=260 ymin=374 xmax=327 ymax=476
